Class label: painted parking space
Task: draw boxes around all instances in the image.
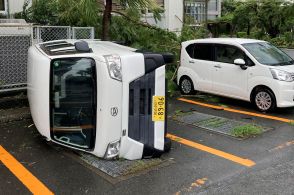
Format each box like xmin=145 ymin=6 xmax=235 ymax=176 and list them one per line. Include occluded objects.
xmin=178 ymin=97 xmax=294 ymax=123
xmin=167 ymin=133 xmax=256 ymax=167
xmin=0 ymin=98 xmax=293 ymax=194
xmin=0 ymin=145 xmax=53 ymax=195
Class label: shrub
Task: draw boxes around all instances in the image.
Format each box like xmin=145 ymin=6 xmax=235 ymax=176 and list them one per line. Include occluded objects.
xmin=236 ymin=32 xmax=247 ymax=38
xmin=179 ymin=25 xmax=209 ymax=42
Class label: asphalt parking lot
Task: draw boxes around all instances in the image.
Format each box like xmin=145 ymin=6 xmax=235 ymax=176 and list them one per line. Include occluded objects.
xmin=0 ymin=94 xmax=293 ymax=194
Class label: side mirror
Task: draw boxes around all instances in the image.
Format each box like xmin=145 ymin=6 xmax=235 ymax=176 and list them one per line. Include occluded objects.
xmin=234 ymin=59 xmax=246 ymax=65
xmin=234 ymin=59 xmax=247 ymax=70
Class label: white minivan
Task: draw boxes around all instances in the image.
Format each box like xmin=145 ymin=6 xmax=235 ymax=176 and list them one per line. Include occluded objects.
xmin=177 ymin=38 xmax=294 ymax=112
xmin=28 ymin=39 xmax=171 ymax=160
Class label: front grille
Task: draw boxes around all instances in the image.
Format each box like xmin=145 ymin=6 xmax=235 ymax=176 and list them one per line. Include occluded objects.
xmin=128 ymin=71 xmax=155 ymax=147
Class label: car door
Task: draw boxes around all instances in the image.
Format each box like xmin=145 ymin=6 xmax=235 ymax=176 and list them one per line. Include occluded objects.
xmin=186 ymin=43 xmax=214 ymax=92
xmin=212 ymin=44 xmax=253 ymax=99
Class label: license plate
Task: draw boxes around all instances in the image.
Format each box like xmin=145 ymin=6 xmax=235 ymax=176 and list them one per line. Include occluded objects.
xmin=152 ymin=96 xmax=165 ymax=121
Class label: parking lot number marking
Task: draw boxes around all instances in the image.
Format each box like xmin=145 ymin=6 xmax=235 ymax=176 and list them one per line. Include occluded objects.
xmin=167 ymin=134 xmax=256 ymax=167
xmin=178 ymin=98 xmax=292 ymax=123
xmin=0 ymin=146 xmax=54 ymax=195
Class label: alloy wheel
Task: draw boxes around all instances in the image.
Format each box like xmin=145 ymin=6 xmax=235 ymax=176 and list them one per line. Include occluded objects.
xmin=255 ymin=91 xmax=272 ymax=111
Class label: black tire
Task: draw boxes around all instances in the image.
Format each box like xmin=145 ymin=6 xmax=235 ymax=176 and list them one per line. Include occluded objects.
xmin=179 ymin=76 xmax=195 ymax=95
xmin=148 ymin=138 xmax=172 ymax=158
xmin=164 ymin=138 xmax=172 ymax=153
xmin=162 ymin=53 xmax=175 ymax=64
xmin=252 ymin=88 xmax=276 ymax=112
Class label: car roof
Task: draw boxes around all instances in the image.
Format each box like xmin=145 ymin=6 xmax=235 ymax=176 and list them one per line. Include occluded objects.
xmin=183 ymin=38 xmax=266 ymax=45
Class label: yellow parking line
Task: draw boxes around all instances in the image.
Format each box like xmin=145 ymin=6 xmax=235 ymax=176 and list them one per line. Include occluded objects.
xmin=178 ymin=98 xmax=292 ymax=123
xmin=0 ymin=146 xmax=54 ymax=195
xmin=167 ymin=134 xmax=256 ymax=167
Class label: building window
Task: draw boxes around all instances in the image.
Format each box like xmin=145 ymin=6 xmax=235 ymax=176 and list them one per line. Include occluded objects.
xmin=185 ymin=0 xmax=206 ymax=24
xmin=0 ymin=0 xmax=6 ymax=11
xmin=0 ymin=0 xmax=7 ymax=14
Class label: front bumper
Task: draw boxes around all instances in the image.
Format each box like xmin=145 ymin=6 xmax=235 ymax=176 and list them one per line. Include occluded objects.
xmin=275 ymin=81 xmax=294 ymax=107
xmin=119 ymin=65 xmax=166 ymax=160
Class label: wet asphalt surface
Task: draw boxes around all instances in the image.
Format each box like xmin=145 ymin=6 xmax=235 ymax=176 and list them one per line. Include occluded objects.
xmin=0 ymin=95 xmax=293 ymax=195
xmin=0 ymin=49 xmax=293 ymax=194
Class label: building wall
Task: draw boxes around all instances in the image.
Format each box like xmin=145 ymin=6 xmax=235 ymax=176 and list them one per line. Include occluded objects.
xmin=141 ymin=0 xmax=184 ymax=33
xmin=0 ymin=0 xmax=32 ymax=17
xmin=165 ymin=0 xmax=184 ymax=33
xmin=8 ymin=0 xmax=28 ymax=14
xmin=143 ymin=0 xmax=221 ymax=33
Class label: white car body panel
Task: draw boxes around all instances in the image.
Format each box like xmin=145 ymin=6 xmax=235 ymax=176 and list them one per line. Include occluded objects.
xmin=178 ymin=38 xmax=294 ymax=108
xmin=28 ymin=39 xmax=168 ymax=160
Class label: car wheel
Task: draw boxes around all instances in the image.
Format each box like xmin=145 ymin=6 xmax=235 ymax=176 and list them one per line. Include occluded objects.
xmin=164 ymin=137 xmax=172 ymax=153
xmin=253 ymin=88 xmax=276 ymax=112
xmin=180 ymin=77 xmax=195 ymax=95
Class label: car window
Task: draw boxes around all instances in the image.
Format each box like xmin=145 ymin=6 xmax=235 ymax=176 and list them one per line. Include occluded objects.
xmin=242 ymin=42 xmax=294 ymax=66
xmin=186 ymin=44 xmax=195 ymax=58
xmin=186 ymin=44 xmax=213 ymax=61
xmin=215 ymin=45 xmax=245 ymax=64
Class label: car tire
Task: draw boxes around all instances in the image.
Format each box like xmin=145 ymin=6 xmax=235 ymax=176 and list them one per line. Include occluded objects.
xmin=147 ymin=138 xmax=172 ymax=158
xmin=253 ymin=88 xmax=276 ymax=112
xmin=164 ymin=137 xmax=172 ymax=153
xmin=179 ymin=76 xmax=195 ymax=95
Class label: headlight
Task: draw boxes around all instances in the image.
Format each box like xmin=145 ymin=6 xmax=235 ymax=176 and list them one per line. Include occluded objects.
xmin=104 ymin=55 xmax=122 ymax=81
xmin=270 ymin=69 xmax=293 ymax=82
xmin=105 ymin=140 xmax=120 ymax=159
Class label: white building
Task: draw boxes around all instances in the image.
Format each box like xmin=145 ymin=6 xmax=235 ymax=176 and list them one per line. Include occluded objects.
xmin=1 ymin=0 xmax=221 ymax=33
xmin=0 ymin=0 xmax=31 ymax=17
xmin=142 ymin=0 xmax=222 ymax=33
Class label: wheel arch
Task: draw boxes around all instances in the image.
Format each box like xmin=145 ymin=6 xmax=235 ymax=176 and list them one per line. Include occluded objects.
xmin=179 ymin=75 xmax=195 ymax=90
xmin=250 ymin=85 xmax=277 ymax=103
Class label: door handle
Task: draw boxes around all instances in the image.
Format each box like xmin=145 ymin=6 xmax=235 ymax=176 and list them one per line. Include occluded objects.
xmin=189 ymin=60 xmax=195 ymax=64
xmin=214 ymin=65 xmax=221 ymax=68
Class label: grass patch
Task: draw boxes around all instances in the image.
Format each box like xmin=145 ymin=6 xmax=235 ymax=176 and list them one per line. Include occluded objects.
xmin=218 ymin=104 xmax=229 ymax=108
xmin=196 ymin=118 xmax=228 ymax=128
xmin=289 ymin=120 xmax=294 ymax=126
xmin=174 ymin=109 xmax=193 ymax=117
xmin=123 ymin=159 xmax=162 ymax=176
xmin=231 ymin=124 xmax=262 ymax=138
xmin=195 ymin=94 xmax=220 ymax=103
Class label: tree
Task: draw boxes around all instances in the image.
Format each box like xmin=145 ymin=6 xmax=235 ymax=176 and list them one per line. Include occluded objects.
xmin=257 ymin=0 xmax=283 ymax=38
xmin=232 ymin=0 xmax=258 ymax=36
xmin=101 ymin=0 xmax=162 ymax=40
xmin=220 ymin=0 xmax=293 ymax=38
xmin=27 ymin=0 xmax=162 ymax=40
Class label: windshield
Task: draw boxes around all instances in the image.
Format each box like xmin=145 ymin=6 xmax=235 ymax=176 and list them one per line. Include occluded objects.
xmin=242 ymin=42 xmax=294 ymax=66
xmin=50 ymin=58 xmax=96 ymax=149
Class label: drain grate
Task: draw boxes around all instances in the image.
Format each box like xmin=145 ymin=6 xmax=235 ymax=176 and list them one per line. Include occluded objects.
xmin=175 ymin=112 xmax=271 ymax=138
xmin=48 ymin=143 xmax=173 ymax=183
xmin=77 ymin=152 xmax=172 ymax=179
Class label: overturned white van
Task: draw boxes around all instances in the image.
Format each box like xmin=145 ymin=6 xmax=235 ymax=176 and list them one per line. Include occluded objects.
xmin=27 ymin=40 xmax=172 ymax=160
